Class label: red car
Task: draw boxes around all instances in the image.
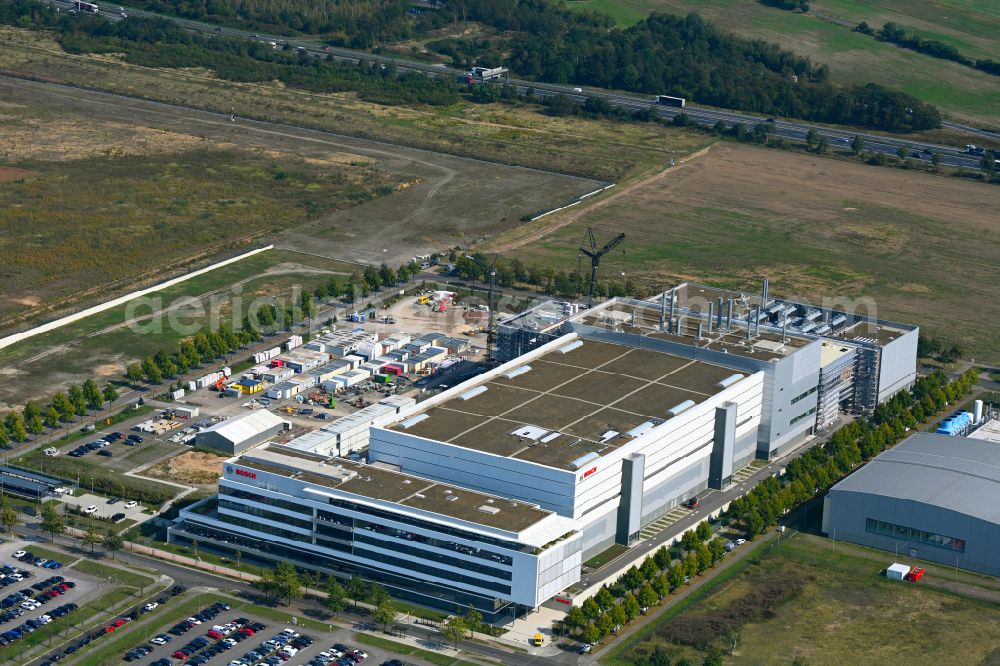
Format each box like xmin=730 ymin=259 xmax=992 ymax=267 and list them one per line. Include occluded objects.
xmin=57 ymin=583 xmax=70 ymax=591
xmin=113 ymin=619 xmax=126 ymax=627
xmin=240 ymin=628 xmax=255 ymax=636
xmin=105 ymin=625 xmax=117 ymax=633
xmin=207 ymin=630 xmax=222 ymax=639
xmin=172 ymin=650 xmax=188 ymax=659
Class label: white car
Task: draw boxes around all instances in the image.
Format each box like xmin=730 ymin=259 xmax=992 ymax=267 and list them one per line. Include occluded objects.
xmin=38 ymin=615 xmax=51 ymax=624
xmin=83 ymin=505 xmax=98 ymax=514
xmin=20 ymin=601 xmax=38 ymax=610
xmin=43 ymin=448 xmax=59 ymax=457
xmin=144 ymin=602 xmax=159 ymax=612
xmin=151 ymin=637 xmax=167 ymax=645
xmin=187 ymin=617 xmax=202 ymax=625
xmin=124 ymin=501 xmax=138 ymax=510
xmin=12 ymin=551 xmax=25 ymax=559
xmin=353 ymin=650 xmax=368 ymax=659
xmin=735 ymin=538 xmax=747 ymax=546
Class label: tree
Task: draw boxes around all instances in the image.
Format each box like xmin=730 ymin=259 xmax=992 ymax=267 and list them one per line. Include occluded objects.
xmin=608 ymin=604 xmax=626 ymax=628
xmin=103 ymin=384 xmax=119 ymax=405
xmin=0 ymin=502 xmax=19 ymax=537
xmin=930 ymin=152 xmax=941 ymax=168
xmin=347 ymin=575 xmax=368 ymax=610
xmin=44 ymin=407 xmax=60 ymax=429
xmin=0 ymin=424 xmax=8 ymax=449
xmin=983 ymin=150 xmax=997 ymax=176
xmin=582 ymin=623 xmax=600 ymax=645
xmin=638 ymin=583 xmax=658 ymax=608
xmin=103 ymin=530 xmax=124 ymax=559
xmin=126 ymin=363 xmax=143 ymax=388
xmin=274 ymin=561 xmax=301 ymax=604
xmin=668 ymin=564 xmax=685 ymax=591
xmin=708 ymin=537 xmax=727 ymax=564
xmin=68 ymin=384 xmax=87 ymax=416
xmin=622 ymin=592 xmax=640 ymax=620
xmin=4 ymin=412 xmax=26 ymax=442
xmin=680 ymin=530 xmax=700 ymax=552
xmin=441 ymin=616 xmax=467 ymax=647
xmin=639 ymin=557 xmax=659 ymax=582
xmin=850 ymin=134 xmax=864 ymax=155
xmin=582 ymin=596 xmax=601 ymax=620
xmin=816 ymin=136 xmax=830 ymax=154
xmin=26 ymin=413 xmax=44 ymax=436
xmin=253 ymin=572 xmax=282 ymax=603
xmin=83 ymin=379 xmax=103 ymax=410
xmin=652 ymin=573 xmax=671 ymax=598
xmin=323 ymin=579 xmax=348 ymax=617
xmin=897 ymin=145 xmax=908 ymax=161
xmin=805 ymin=128 xmax=819 ymax=149
xmin=40 ymin=503 xmax=64 ymax=542
xmin=368 ymin=582 xmax=390 ymax=607
xmin=83 ymin=527 xmax=101 ymax=553
xmin=372 ymin=599 xmax=396 ymax=631
xmin=52 ymin=392 xmax=74 ymax=420
xmin=695 ymin=521 xmax=712 ymax=541
xmin=564 ymin=606 xmax=587 ymax=631
xmin=463 ymin=606 xmax=482 ymax=638
xmin=595 ymin=586 xmax=614 ymax=610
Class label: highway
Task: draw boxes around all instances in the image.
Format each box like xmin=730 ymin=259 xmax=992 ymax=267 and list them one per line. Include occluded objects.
xmin=46 ymin=0 xmax=993 ymax=170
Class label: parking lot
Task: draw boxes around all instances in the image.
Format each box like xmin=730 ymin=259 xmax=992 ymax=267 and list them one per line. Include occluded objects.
xmin=98 ymin=600 xmax=442 ymax=666
xmin=60 ymin=492 xmax=150 ymax=522
xmin=0 ymin=541 xmax=106 ymax=656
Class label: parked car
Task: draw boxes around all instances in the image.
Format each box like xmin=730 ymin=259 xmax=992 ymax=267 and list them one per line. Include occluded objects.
xmin=82 ymin=506 xmax=97 ymax=515
xmin=124 ymin=501 xmax=138 ymax=510
xmin=97 ymin=450 xmax=113 ymax=457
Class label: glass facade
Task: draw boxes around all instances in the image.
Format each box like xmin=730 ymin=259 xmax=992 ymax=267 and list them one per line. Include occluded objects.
xmin=865 ymin=518 xmax=966 ymax=553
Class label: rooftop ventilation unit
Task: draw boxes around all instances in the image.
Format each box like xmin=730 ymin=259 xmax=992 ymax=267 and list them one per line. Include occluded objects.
xmin=716 ymin=374 xmax=743 ymax=389
xmin=626 ymin=422 xmax=655 ymax=438
xmin=502 ymin=366 xmax=532 ymax=380
xmin=402 ymin=479 xmax=412 ymax=484
xmin=458 ymin=386 xmax=488 ymax=401
xmin=511 ymin=425 xmax=548 ymax=440
xmin=570 ymin=451 xmax=600 ymax=469
xmin=398 ymin=414 xmax=429 ymax=429
xmin=446 ymin=495 xmax=459 ymax=502
xmin=478 ymin=505 xmax=501 ymax=515
xmin=558 ymin=340 xmax=584 ymax=354
xmin=667 ymin=400 xmax=696 ymax=417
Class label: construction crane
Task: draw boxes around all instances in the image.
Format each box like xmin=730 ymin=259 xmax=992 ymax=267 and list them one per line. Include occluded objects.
xmin=481 ymin=254 xmax=500 ymax=362
xmin=580 ymin=227 xmax=625 ymax=308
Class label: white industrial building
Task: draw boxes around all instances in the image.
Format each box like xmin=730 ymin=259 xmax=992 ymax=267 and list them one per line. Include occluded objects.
xmin=171 ymin=445 xmax=580 ymax=622
xmin=195 ymin=410 xmax=289 ymax=455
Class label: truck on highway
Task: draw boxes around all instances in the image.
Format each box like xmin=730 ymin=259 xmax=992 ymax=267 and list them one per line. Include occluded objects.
xmin=655 ymin=95 xmax=686 ymax=107
xmin=72 ymin=0 xmax=99 ymax=12
xmin=464 ymin=66 xmax=507 ymax=83
xmin=965 ymin=144 xmax=986 ymax=155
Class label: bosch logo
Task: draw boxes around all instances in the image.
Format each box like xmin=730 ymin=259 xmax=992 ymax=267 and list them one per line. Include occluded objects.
xmin=234 ymin=469 xmax=257 ymax=479
xmin=582 ymin=467 xmax=597 ymax=479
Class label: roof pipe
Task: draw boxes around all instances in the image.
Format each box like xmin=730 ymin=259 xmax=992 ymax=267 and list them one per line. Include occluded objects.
xmin=707 ymin=302 xmax=714 ymax=334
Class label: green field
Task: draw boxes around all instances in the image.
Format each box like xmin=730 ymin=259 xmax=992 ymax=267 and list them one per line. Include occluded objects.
xmin=610 ymin=533 xmax=1000 ymax=666
xmin=72 ymin=559 xmax=156 ymax=589
xmin=564 ymin=0 xmax=1000 ymax=127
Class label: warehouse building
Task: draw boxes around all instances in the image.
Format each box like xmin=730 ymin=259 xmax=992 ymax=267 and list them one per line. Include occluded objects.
xmin=497 ymin=281 xmax=917 ymax=459
xmin=370 ymin=332 xmax=764 ymax=558
xmin=823 ymin=433 xmax=1000 ymax=577
xmin=195 ymin=410 xmax=289 ymax=455
xmin=170 ymin=445 xmax=581 ymax=622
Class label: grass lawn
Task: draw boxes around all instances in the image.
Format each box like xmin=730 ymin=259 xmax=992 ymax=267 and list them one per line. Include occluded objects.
xmin=355 ymin=633 xmax=477 ymax=666
xmin=562 ymin=0 xmax=1000 ymax=127
xmin=584 ymin=544 xmax=630 ymax=569
xmin=20 ymin=544 xmax=73 ymax=563
xmin=72 ymin=559 xmax=156 ymax=589
xmin=609 ymin=533 xmax=1000 ymax=666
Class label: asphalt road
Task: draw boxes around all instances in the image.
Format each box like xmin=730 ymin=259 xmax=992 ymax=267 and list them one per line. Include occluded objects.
xmin=44 ymin=0 xmax=994 ymax=170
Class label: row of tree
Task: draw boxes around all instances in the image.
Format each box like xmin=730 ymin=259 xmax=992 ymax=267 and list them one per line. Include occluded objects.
xmin=450 ymin=252 xmax=639 ymax=300
xmin=728 ymin=369 xmax=979 ymax=537
xmin=37 ymin=501 xmax=126 ymax=557
xmin=0 ymin=379 xmax=119 ymax=448
xmin=856 ymin=21 xmax=1000 ymax=77
xmin=1 ymin=4 xmax=459 ymax=106
xmin=559 ymin=521 xmax=729 ymax=646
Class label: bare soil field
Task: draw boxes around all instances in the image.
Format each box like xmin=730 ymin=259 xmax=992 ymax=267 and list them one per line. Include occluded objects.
xmin=0 ymin=166 xmax=38 ymax=183
xmin=500 ymin=143 xmax=1000 ymax=362
xmin=147 ymin=450 xmax=224 ymax=486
